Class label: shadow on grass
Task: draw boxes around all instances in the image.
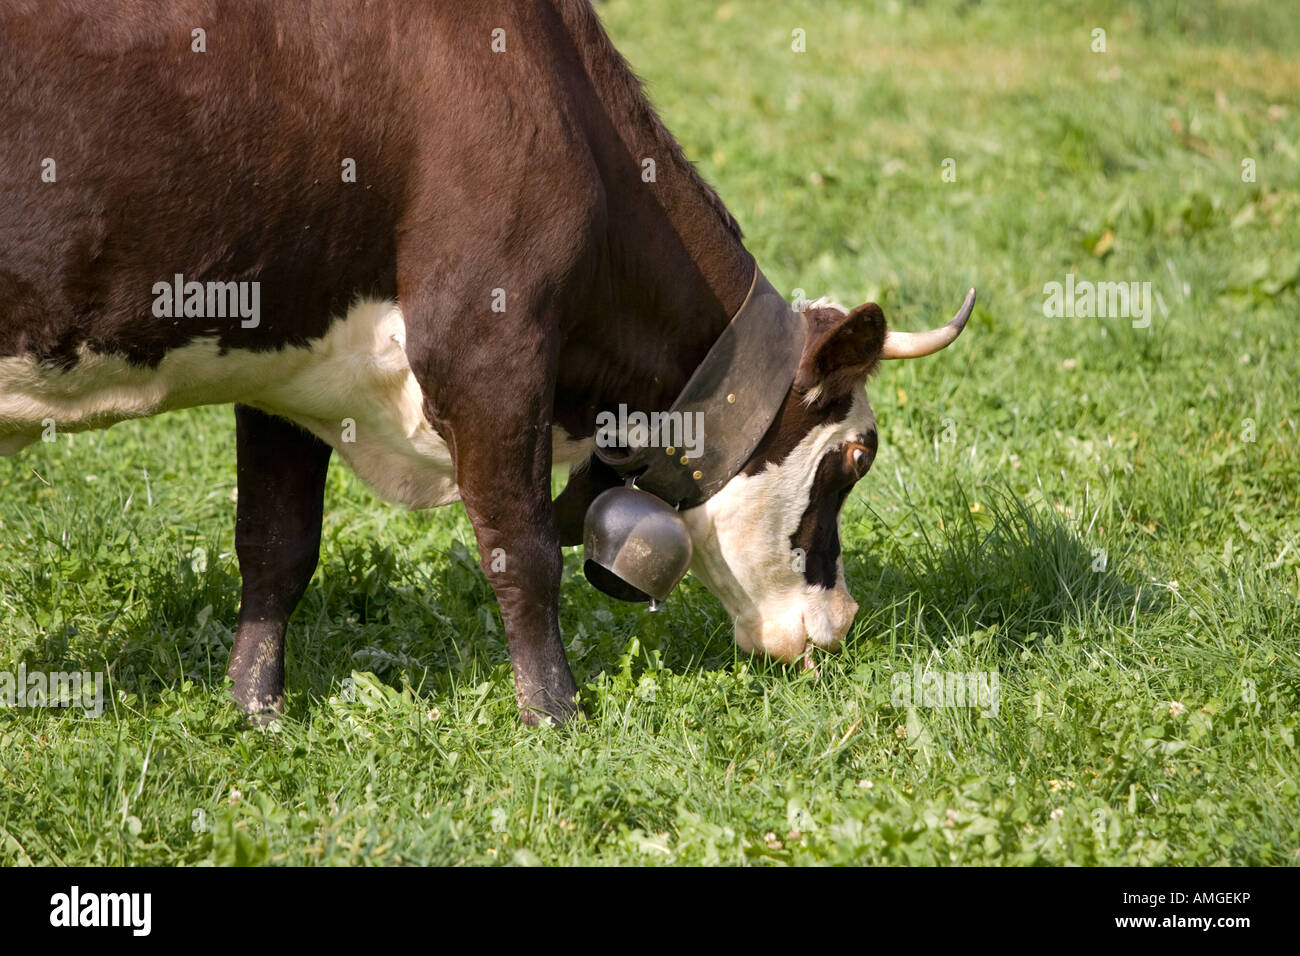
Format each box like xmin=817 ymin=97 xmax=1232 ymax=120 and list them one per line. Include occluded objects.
xmin=66 ymin=482 xmax=1161 ymax=715
xmin=88 ymin=532 xmax=656 ymax=715
xmin=844 ymin=484 xmax=1164 ymax=660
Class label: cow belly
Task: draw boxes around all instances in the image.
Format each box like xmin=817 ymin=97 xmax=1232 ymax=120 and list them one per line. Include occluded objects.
xmin=0 ymin=299 xmax=591 ymax=510
xmin=250 ymin=299 xmax=460 ymax=509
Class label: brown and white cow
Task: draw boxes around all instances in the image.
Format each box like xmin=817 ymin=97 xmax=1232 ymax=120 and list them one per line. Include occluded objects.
xmin=0 ymin=0 xmax=971 ymax=723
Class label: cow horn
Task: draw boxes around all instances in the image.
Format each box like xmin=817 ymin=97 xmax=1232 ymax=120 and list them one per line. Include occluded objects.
xmin=880 ymin=288 xmax=976 ymax=359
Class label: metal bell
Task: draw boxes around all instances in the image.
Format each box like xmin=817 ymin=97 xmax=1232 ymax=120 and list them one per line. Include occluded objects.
xmin=582 ymin=486 xmax=693 ymax=603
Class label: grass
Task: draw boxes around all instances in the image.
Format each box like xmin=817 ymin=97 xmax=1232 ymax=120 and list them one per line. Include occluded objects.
xmin=1 ymin=0 xmax=1298 ymax=865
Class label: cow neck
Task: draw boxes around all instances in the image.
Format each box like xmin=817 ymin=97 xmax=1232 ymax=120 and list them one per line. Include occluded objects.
xmin=602 ymin=185 xmax=756 ymax=413
xmin=595 ymin=266 xmax=805 ymax=508
xmin=566 ymin=24 xmax=756 ymax=405
xmin=551 ymin=4 xmax=777 ymax=468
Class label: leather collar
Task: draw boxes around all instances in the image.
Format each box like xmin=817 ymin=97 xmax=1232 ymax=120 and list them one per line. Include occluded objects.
xmin=594 ymin=267 xmax=805 ymax=508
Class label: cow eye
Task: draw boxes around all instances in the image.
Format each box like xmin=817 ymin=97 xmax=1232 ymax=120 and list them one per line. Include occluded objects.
xmin=843 ymin=441 xmax=874 ymax=479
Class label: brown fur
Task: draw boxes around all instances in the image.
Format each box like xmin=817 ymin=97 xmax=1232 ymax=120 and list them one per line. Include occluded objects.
xmin=0 ymin=0 xmax=887 ymax=721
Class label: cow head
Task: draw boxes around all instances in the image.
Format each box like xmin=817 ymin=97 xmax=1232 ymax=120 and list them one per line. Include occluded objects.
xmin=680 ymin=291 xmax=975 ymax=663
xmin=555 ymin=290 xmax=973 ymax=664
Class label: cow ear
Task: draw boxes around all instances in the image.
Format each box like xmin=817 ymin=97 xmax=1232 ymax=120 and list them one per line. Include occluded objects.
xmin=794 ymin=303 xmax=887 ymax=400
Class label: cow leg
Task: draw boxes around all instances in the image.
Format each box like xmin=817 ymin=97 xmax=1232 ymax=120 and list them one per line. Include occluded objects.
xmin=404 ymin=319 xmax=578 ymax=724
xmin=227 ymin=404 xmax=332 ymax=716
xmin=452 ymin=421 xmax=579 ymax=725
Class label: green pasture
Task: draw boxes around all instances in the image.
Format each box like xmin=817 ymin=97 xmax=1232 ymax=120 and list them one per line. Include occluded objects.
xmin=1 ymin=0 xmax=1296 ymax=864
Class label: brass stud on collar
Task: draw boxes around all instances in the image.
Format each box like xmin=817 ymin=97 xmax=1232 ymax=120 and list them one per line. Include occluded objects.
xmin=692 ymin=470 xmax=703 ymax=480
xmin=665 ymin=446 xmax=675 ymax=456
xmin=680 ymin=455 xmax=689 ymax=465
xmin=726 ymin=393 xmax=736 ymax=404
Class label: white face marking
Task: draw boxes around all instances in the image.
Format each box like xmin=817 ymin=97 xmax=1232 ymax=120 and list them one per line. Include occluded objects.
xmin=0 ymin=299 xmax=592 ymax=508
xmin=681 ymin=387 xmax=875 ymax=661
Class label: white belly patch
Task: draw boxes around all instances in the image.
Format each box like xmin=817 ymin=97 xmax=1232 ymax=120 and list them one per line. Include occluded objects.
xmin=0 ymin=299 xmax=592 ymax=510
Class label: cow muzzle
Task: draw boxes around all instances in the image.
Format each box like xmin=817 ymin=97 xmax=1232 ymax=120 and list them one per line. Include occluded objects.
xmin=734 ymin=587 xmax=859 ymax=662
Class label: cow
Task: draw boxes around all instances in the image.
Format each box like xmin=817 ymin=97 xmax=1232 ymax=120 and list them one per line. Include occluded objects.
xmin=0 ymin=0 xmax=973 ymax=724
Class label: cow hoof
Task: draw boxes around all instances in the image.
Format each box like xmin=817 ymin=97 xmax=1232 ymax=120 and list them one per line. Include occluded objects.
xmin=241 ymin=708 xmax=283 ymax=729
xmin=517 ymin=691 xmax=581 ymax=727
xmin=518 ymin=704 xmax=581 ymax=728
xmin=519 ymin=708 xmax=583 ymax=728
xmin=231 ymin=689 xmax=285 ymax=725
